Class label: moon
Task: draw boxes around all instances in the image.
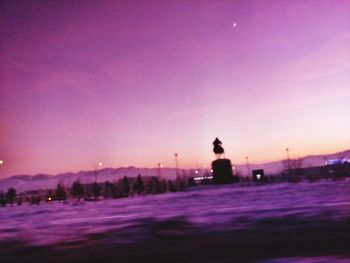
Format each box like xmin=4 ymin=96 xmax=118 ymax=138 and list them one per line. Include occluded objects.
xmin=233 ymin=22 xmax=237 ymax=27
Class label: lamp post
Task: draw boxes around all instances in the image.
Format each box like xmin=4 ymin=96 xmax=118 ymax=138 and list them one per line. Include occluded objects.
xmin=285 ymin=148 xmax=290 ymax=170
xmin=94 ymin=162 xmax=103 ymax=182
xmin=232 ymin=164 xmax=236 ymax=176
xmin=174 ymin=153 xmax=179 ymax=177
xmin=157 ymin=163 xmax=163 ymax=178
xmin=245 ymin=156 xmax=251 ymax=177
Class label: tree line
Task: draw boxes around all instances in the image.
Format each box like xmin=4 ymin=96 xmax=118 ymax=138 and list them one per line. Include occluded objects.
xmin=0 ymin=174 xmax=196 ymax=207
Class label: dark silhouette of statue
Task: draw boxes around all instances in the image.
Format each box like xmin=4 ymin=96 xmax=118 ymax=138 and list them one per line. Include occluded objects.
xmin=213 ymin=137 xmax=224 ymax=156
xmin=211 ymin=138 xmax=235 ymax=184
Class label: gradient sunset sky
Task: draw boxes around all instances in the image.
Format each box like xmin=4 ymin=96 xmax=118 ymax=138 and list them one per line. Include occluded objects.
xmin=1 ymin=0 xmax=349 ymax=177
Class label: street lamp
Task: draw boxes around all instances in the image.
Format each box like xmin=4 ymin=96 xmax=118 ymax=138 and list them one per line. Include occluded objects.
xmin=285 ymin=148 xmax=290 ymax=170
xmin=246 ymin=156 xmax=251 ymax=177
xmin=94 ymin=162 xmax=103 ymax=182
xmin=174 ymin=153 xmax=179 ymax=177
xmin=0 ymin=160 xmax=3 ymax=165
xmin=157 ymin=163 xmax=163 ymax=178
xmin=232 ymin=165 xmax=236 ymax=176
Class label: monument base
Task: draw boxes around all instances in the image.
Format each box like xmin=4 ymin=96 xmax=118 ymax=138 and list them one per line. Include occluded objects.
xmin=212 ymin=158 xmax=235 ymax=184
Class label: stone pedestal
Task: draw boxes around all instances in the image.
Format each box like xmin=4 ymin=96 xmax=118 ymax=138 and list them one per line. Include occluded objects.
xmin=212 ymin=158 xmax=234 ymax=184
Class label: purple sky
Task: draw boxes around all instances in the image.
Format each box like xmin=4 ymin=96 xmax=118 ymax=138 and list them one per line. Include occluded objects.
xmin=1 ymin=0 xmax=350 ymax=177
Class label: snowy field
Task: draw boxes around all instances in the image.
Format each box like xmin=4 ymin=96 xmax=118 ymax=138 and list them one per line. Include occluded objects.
xmin=1 ymin=179 xmax=350 ymax=263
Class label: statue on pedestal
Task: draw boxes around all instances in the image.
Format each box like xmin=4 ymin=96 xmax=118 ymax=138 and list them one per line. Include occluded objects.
xmin=211 ymin=138 xmax=235 ymax=184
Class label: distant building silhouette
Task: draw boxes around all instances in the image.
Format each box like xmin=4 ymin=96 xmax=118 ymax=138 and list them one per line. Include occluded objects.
xmin=252 ymin=169 xmax=265 ymax=181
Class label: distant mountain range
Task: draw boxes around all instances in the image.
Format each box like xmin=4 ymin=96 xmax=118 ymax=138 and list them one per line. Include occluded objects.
xmin=1 ymin=149 xmax=349 ymax=193
xmin=235 ymin=149 xmax=350 ymax=175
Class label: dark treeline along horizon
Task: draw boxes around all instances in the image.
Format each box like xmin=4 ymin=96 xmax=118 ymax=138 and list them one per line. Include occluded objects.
xmin=0 ymin=174 xmax=195 ymax=207
xmin=1 ymin=162 xmax=349 ymax=208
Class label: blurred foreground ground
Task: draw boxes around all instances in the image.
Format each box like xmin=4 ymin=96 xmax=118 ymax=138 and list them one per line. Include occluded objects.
xmin=1 ymin=180 xmax=350 ymax=262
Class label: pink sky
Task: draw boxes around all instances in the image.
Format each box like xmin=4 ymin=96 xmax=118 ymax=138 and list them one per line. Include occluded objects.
xmin=1 ymin=0 xmax=350 ymax=178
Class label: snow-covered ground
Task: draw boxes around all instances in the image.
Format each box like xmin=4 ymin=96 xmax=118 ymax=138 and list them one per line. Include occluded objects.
xmin=1 ymin=179 xmax=350 ymax=262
